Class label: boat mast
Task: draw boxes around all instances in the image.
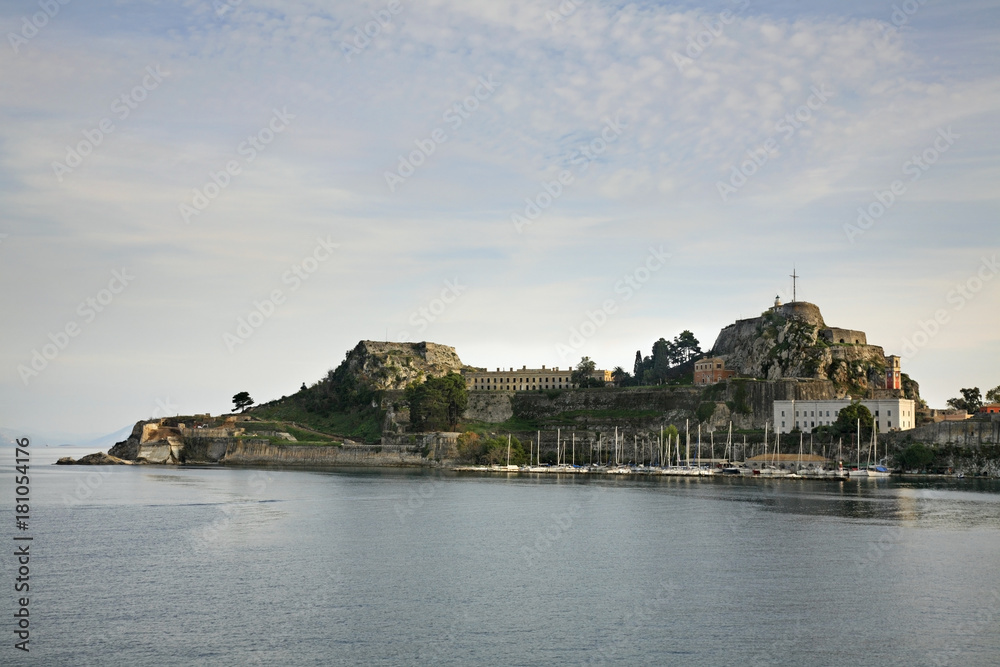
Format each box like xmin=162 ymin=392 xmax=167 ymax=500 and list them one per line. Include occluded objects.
xmin=507 ymin=434 xmax=511 ymax=467
xmin=685 ymin=420 xmax=690 ymax=467
xmin=763 ymin=421 xmax=768 ymax=467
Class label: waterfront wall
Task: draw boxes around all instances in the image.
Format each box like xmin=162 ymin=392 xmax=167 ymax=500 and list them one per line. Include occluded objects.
xmin=884 ymin=417 xmax=1000 ymax=447
xmin=219 ymin=440 xmax=433 ymax=467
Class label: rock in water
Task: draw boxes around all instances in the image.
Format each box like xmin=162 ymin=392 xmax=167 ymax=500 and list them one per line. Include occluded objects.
xmin=55 ymin=452 xmax=132 ymax=465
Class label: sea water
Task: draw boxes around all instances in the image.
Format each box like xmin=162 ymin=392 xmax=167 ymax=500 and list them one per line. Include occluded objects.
xmin=3 ymin=445 xmax=999 ymax=666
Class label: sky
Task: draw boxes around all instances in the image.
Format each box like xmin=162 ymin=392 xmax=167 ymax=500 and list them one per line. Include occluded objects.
xmin=1 ymin=0 xmax=998 ymax=442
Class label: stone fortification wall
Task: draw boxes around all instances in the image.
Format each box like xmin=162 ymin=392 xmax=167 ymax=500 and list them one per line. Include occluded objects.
xmin=884 ymin=417 xmax=1000 ymax=447
xmin=219 ymin=441 xmax=431 ymax=467
xmin=778 ymin=302 xmax=825 ymax=327
xmin=464 ymin=392 xmax=515 ymax=422
xmin=820 ymin=328 xmax=868 ymax=345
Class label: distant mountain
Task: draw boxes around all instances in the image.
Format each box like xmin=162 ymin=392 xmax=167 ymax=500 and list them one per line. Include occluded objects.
xmin=0 ymin=423 xmax=135 ymax=448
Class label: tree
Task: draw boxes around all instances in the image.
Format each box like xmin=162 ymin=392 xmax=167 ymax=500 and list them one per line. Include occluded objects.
xmin=896 ymin=443 xmax=936 ymax=471
xmin=571 ymin=356 xmax=599 ymax=387
xmin=651 ymin=338 xmax=672 ymax=382
xmin=833 ymin=402 xmax=874 ymax=440
xmin=406 ymin=373 xmax=468 ymax=431
xmin=232 ymin=391 xmax=254 ymax=412
xmin=947 ymin=387 xmax=983 ymax=414
xmin=985 ymin=385 xmax=1000 ymax=404
xmin=612 ymin=366 xmax=631 ymax=387
xmin=633 ymin=350 xmax=643 ymax=379
xmin=673 ymin=330 xmax=702 ymax=363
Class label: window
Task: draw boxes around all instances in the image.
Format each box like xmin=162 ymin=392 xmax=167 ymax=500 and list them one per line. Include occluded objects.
xmin=781 ymin=421 xmax=785 ymax=428
xmin=811 ymin=421 xmax=815 ymax=427
xmin=781 ymin=410 xmax=785 ymax=417
xmin=888 ymin=421 xmax=892 ymax=428
xmin=811 ymin=411 xmax=815 ymax=417
xmin=826 ymin=411 xmax=830 ymax=417
xmin=888 ymin=410 xmax=892 ymax=416
xmin=796 ymin=411 xmax=799 ymax=417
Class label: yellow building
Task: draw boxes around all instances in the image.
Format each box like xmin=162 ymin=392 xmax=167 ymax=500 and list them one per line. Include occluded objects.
xmin=465 ymin=366 xmax=611 ymax=392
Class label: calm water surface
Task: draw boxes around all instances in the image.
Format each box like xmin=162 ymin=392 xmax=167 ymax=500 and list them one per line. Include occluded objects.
xmin=3 ymin=445 xmax=1000 ymax=666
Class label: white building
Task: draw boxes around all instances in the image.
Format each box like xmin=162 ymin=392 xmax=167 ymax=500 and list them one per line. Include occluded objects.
xmin=772 ymin=398 xmax=916 ymax=434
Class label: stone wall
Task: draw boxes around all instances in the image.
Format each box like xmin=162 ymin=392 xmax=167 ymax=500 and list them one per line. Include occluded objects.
xmin=820 ymin=328 xmax=868 ymax=345
xmin=219 ymin=441 xmax=432 ymax=467
xmin=884 ymin=417 xmax=1000 ymax=447
xmin=464 ymin=392 xmax=514 ymax=422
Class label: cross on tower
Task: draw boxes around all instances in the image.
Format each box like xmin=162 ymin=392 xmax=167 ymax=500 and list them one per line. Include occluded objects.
xmin=790 ymin=267 xmax=798 ymax=302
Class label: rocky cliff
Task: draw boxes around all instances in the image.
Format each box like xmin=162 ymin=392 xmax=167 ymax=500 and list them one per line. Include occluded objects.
xmin=711 ymin=302 xmax=890 ymax=395
xmin=335 ymin=340 xmax=468 ymax=391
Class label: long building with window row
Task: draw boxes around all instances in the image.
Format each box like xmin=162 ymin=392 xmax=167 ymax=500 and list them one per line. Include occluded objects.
xmin=772 ymin=398 xmax=916 ymax=434
xmin=465 ymin=366 xmax=611 ymax=392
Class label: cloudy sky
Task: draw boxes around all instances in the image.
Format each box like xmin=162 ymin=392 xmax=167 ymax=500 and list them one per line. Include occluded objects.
xmin=2 ymin=0 xmax=998 ymax=441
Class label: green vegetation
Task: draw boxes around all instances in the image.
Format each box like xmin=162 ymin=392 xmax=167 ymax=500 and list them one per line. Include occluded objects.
xmin=406 ymin=373 xmax=468 ymax=431
xmin=948 ymin=387 xmax=984 ymax=414
xmin=232 ymin=391 xmax=254 ymax=412
xmin=696 ymin=401 xmax=716 ymax=423
xmin=732 ymin=379 xmax=751 ymax=415
xmin=814 ymin=402 xmax=874 ymax=441
xmin=896 ymin=443 xmax=936 ymax=471
xmin=251 ymin=400 xmax=383 ymax=443
xmin=629 ymin=330 xmax=703 ymax=386
xmin=455 ymin=431 xmax=527 ymax=465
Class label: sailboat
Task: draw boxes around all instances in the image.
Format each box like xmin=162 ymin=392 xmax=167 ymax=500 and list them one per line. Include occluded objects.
xmin=850 ymin=418 xmax=868 ymax=478
xmin=866 ymin=423 xmax=890 ymax=478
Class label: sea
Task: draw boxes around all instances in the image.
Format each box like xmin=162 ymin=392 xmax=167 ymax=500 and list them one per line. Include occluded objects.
xmin=3 ymin=444 xmax=1000 ymax=666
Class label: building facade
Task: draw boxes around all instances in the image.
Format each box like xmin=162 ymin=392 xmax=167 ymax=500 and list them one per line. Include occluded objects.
xmin=693 ymin=357 xmax=736 ymax=385
xmin=465 ymin=366 xmax=611 ymax=392
xmin=773 ymin=398 xmax=917 ymax=434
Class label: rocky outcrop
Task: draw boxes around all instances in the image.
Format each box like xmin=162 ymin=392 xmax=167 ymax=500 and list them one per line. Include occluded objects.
xmin=56 ymin=452 xmax=132 ymax=465
xmin=710 ymin=302 xmax=889 ymax=394
xmin=107 ymin=420 xmax=153 ymax=460
xmin=336 ymin=340 xmax=469 ymax=391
